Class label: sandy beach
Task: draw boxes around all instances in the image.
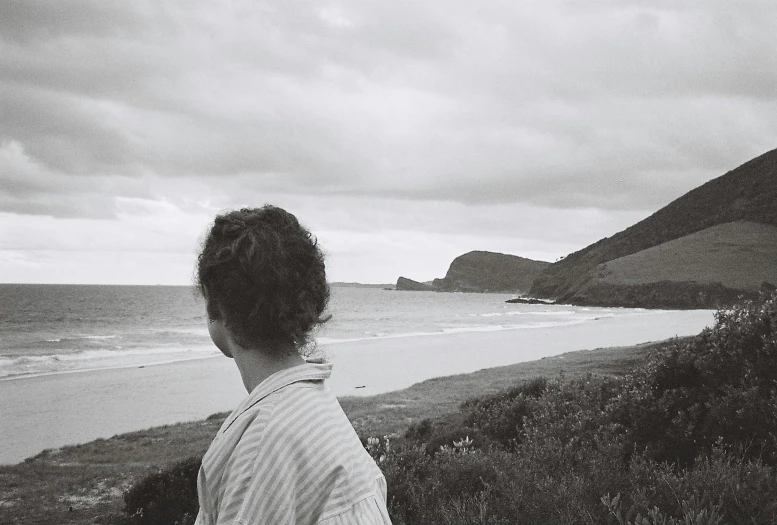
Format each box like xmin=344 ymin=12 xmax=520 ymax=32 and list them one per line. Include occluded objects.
xmin=0 ymin=309 xmax=714 ymax=465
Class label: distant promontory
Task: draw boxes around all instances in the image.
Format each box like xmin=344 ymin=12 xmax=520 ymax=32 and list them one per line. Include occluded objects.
xmin=395 ymin=277 xmax=436 ymax=292
xmin=396 ymin=251 xmax=550 ymax=293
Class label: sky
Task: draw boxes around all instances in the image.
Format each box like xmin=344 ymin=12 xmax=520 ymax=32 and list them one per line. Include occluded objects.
xmin=1 ymin=0 xmax=776 ymax=285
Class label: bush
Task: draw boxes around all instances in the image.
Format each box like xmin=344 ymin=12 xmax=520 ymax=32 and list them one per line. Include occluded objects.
xmin=605 ymin=445 xmax=776 ymax=525
xmin=123 ymin=456 xmax=201 ymax=525
xmin=462 ymin=377 xmax=548 ymax=448
xmin=632 ymin=447 xmax=775 ymax=525
xmin=612 ymin=292 xmax=777 ymax=466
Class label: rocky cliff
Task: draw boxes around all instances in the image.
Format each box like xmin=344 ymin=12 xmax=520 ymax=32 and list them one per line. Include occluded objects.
xmin=395 ymin=276 xmax=437 ymax=291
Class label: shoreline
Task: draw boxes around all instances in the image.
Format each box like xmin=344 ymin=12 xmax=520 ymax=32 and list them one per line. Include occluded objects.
xmin=0 ymin=305 xmax=681 ymax=383
xmin=0 ymin=314 xmax=654 ymax=384
xmin=0 ymin=308 xmax=714 ymax=466
xmin=0 ymin=335 xmax=690 ymax=525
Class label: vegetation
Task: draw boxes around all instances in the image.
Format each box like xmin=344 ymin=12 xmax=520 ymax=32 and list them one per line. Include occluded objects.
xmin=380 ymin=292 xmax=776 ymax=524
xmin=563 ymin=280 xmax=764 ymax=310
xmin=123 ymin=457 xmax=200 ymax=525
xmin=531 ymin=148 xmax=777 ymax=301
xmin=117 ymin=293 xmax=776 ymax=525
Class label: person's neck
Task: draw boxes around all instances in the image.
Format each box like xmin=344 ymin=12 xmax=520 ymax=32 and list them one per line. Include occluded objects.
xmin=231 ymin=341 xmax=306 ymax=393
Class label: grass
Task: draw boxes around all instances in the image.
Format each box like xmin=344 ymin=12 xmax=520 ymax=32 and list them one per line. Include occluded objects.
xmin=0 ymin=338 xmax=683 ymax=525
xmin=598 ymin=221 xmax=777 ymax=290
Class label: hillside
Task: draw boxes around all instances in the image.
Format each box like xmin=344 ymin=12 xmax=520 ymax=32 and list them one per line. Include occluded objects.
xmin=432 ymin=251 xmax=550 ymax=293
xmin=597 ymin=221 xmax=777 ymax=289
xmin=560 ymin=221 xmax=777 ymax=308
xmin=530 ymin=148 xmax=777 ymax=301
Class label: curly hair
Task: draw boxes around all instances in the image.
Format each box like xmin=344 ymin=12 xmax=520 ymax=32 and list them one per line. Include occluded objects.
xmin=196 ymin=206 xmax=330 ymax=353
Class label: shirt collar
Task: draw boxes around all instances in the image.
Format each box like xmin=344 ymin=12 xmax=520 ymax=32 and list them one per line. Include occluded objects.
xmin=221 ymin=361 xmax=333 ymax=433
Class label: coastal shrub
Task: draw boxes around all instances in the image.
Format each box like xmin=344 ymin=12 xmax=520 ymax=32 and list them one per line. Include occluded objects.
xmin=612 ymin=292 xmax=777 ymax=466
xmin=382 ymin=422 xmax=776 ymax=525
xmin=382 ymin=293 xmax=777 ymax=524
xmin=383 ymin=429 xmax=631 ymax=524
xmin=382 ymin=445 xmax=511 ymax=525
xmin=381 ymin=444 xmax=435 ymax=524
xmin=403 ymin=417 xmax=433 ymax=441
xmin=123 ymin=456 xmax=200 ymax=525
xmin=602 ymin=493 xmax=725 ymax=525
xmin=622 ymin=446 xmax=777 ymax=525
xmin=520 ymin=374 xmax=621 ymax=454
xmin=403 ymin=415 xmax=492 ymax=456
xmin=462 ymin=377 xmax=547 ymax=447
xmin=422 ymin=426 xmax=490 ymax=457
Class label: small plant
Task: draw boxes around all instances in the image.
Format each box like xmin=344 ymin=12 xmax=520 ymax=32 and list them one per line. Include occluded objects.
xmin=365 ymin=435 xmax=391 ymax=464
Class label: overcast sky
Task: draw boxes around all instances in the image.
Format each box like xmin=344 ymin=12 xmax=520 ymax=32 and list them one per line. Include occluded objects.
xmin=1 ymin=0 xmax=775 ymax=284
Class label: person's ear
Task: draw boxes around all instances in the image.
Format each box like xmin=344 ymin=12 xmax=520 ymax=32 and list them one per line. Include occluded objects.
xmin=207 ymin=316 xmax=234 ymax=358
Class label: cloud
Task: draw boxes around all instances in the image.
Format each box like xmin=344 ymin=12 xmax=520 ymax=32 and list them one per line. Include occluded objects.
xmin=2 ymin=0 xmax=775 ymax=220
xmin=0 ymin=140 xmax=153 ymax=218
xmin=1 ymin=0 xmax=776 ymax=284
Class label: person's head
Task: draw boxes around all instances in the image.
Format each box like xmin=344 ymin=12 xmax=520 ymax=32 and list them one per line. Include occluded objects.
xmin=196 ymin=205 xmax=329 ymax=355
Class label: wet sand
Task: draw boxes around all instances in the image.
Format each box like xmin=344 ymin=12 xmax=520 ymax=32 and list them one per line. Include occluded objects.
xmin=0 ymin=309 xmax=714 ymax=464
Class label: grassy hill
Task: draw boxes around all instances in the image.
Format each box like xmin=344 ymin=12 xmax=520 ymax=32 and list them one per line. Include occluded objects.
xmin=559 ymin=221 xmax=777 ymax=308
xmin=530 ymin=148 xmax=777 ymax=302
xmin=598 ymin=221 xmax=777 ymax=289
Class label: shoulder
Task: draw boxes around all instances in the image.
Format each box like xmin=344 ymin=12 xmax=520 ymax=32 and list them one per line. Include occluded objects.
xmin=261 ymin=383 xmax=357 ymax=452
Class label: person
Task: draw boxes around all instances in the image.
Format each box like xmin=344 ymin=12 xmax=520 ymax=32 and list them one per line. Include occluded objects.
xmin=194 ymin=205 xmax=392 ymax=525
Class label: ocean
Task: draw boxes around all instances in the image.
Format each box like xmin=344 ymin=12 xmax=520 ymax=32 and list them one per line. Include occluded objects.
xmin=1 ymin=283 xmax=674 ymax=381
xmin=0 ymin=283 xmax=718 ymax=463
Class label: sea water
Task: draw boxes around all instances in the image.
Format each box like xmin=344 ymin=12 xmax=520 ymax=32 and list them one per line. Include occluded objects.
xmin=0 ymin=283 xmax=698 ymax=381
xmin=0 ymin=284 xmax=719 ymax=464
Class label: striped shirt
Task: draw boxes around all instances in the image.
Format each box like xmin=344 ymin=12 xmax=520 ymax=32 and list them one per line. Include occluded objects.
xmin=195 ymin=362 xmax=392 ymax=525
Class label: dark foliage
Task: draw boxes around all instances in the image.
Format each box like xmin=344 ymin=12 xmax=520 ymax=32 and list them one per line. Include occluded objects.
xmin=563 ymin=280 xmax=761 ymax=309
xmin=612 ymin=292 xmax=777 ymax=466
xmin=123 ymin=457 xmax=201 ymax=525
xmin=385 ymin=293 xmax=777 ymax=524
xmin=461 ymin=376 xmax=548 ymax=447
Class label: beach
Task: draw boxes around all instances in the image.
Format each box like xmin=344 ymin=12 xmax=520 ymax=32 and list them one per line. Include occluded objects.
xmin=0 ymin=308 xmax=714 ymax=465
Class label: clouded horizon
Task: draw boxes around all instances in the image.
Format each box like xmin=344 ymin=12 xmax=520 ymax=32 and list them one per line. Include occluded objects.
xmin=1 ymin=0 xmax=775 ymax=284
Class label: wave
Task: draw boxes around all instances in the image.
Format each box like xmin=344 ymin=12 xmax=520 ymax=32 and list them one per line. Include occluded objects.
xmin=0 ymin=346 xmax=219 ymax=380
xmin=316 ymin=317 xmax=603 ymax=346
xmin=31 ymin=335 xmax=119 ymax=346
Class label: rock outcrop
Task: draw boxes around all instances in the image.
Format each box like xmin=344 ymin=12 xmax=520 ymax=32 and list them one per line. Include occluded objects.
xmin=395 ymin=277 xmax=437 ymax=291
